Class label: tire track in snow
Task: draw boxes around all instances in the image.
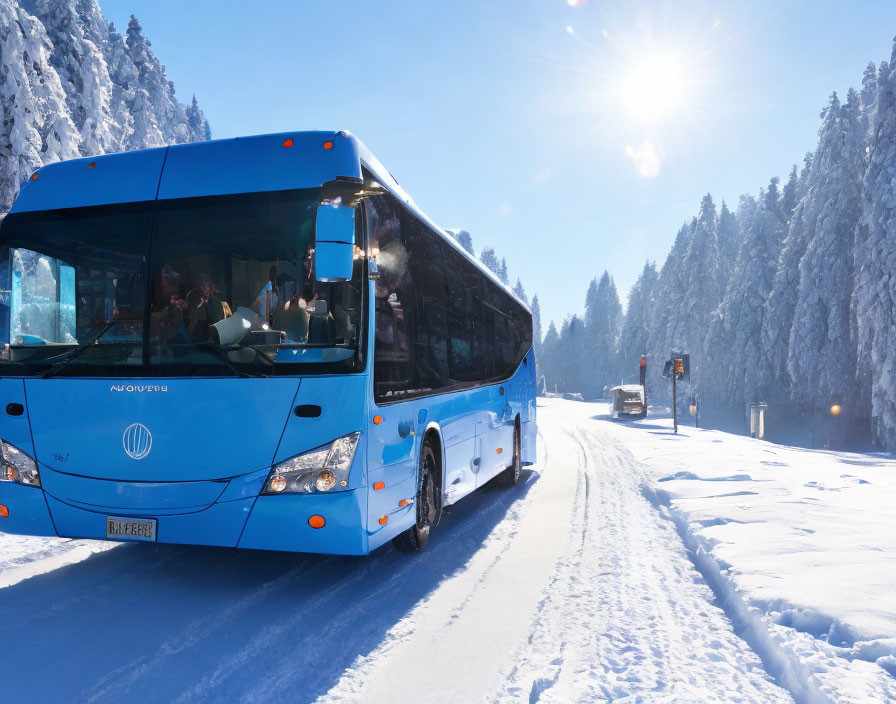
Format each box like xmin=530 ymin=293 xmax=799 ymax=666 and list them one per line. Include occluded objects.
xmin=500 ymin=425 xmax=590 ymax=702
xmin=181 ymin=454 xmax=549 ymax=704
xmin=319 ymin=426 xmax=580 ymax=704
xmin=439 ymin=430 xmax=550 ymax=629
xmin=491 ymin=412 xmax=795 ymax=704
xmin=81 ymin=558 xmax=322 ymax=703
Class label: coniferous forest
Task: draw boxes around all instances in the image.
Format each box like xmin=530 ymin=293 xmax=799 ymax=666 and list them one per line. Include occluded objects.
xmin=531 ymin=40 xmax=896 ymax=451
xmin=0 ymin=0 xmax=209 ymax=213
xmin=3 ymin=1 xmax=896 ymax=451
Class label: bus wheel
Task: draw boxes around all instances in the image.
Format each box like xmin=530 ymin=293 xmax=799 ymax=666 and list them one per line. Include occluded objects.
xmin=497 ymin=423 xmax=521 ymax=487
xmin=392 ymin=443 xmax=438 ymax=553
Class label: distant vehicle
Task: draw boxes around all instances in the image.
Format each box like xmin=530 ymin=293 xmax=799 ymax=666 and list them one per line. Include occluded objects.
xmin=609 ymin=385 xmax=647 ymax=419
xmin=0 ymin=130 xmax=536 ymax=555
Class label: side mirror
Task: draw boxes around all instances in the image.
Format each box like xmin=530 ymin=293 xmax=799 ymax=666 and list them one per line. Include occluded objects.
xmin=314 ymin=203 xmax=355 ymax=282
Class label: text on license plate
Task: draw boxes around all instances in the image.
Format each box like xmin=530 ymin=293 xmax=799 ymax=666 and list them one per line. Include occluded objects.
xmin=106 ymin=517 xmax=157 ymax=541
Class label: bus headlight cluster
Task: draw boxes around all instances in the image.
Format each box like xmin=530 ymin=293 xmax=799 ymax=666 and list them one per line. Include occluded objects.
xmin=262 ymin=432 xmax=360 ymax=495
xmin=0 ymin=440 xmax=40 ymax=488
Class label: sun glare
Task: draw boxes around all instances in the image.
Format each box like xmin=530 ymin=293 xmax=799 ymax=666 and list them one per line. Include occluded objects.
xmin=552 ymin=13 xmax=723 ymax=178
xmin=619 ymin=52 xmax=689 ymax=125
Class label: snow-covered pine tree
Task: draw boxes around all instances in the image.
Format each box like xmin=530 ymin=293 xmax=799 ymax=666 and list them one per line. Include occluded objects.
xmin=781 ymin=164 xmax=800 ymax=219
xmin=855 ymin=43 xmax=896 ymax=449
xmin=647 ymin=220 xmax=694 ymax=398
xmin=479 ymin=247 xmax=501 ymax=278
xmin=583 ymin=272 xmax=622 ymax=397
xmin=705 ymin=180 xmax=787 ymax=417
xmin=760 ymin=96 xmax=849 ymax=406
xmin=760 ymin=195 xmax=809 ymax=403
xmin=103 ymin=19 xmax=137 ymax=147
xmin=798 ymin=152 xmax=814 ymax=193
xmin=0 ymin=2 xmax=80 ymax=211
xmin=512 ymin=278 xmax=528 ymax=304
xmin=734 ymin=193 xmax=758 ymax=243
xmin=531 ymin=294 xmax=542 ymax=350
xmin=540 ymin=320 xmax=560 ymax=393
xmin=446 ymin=228 xmax=474 ymax=256
xmin=618 ymin=261 xmax=657 ymax=380
xmin=716 ymin=201 xmax=740 ymax=281
xmin=0 ymin=2 xmax=209 ymax=212
xmin=498 ymin=258 xmax=509 ymax=284
xmin=789 ymin=88 xmax=865 ymax=438
xmin=531 ymin=294 xmax=543 ymax=391
xmin=123 ymin=15 xmax=206 ymax=146
xmin=24 ymin=0 xmax=121 ymax=155
xmin=557 ymin=315 xmax=586 ymax=393
xmin=860 ymin=61 xmax=878 ymax=133
xmin=187 ymin=96 xmax=212 ymax=142
xmin=677 ymin=194 xmax=721 ymax=386
xmin=582 ymin=278 xmax=600 ymax=396
xmin=124 ymin=15 xmax=166 ymax=148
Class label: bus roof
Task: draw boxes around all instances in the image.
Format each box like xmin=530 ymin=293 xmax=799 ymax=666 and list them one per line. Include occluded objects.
xmin=12 ymin=130 xmax=528 ymax=312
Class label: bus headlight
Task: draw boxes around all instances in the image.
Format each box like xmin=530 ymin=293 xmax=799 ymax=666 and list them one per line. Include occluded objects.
xmin=0 ymin=440 xmax=40 ymax=488
xmin=262 ymin=432 xmax=360 ymax=495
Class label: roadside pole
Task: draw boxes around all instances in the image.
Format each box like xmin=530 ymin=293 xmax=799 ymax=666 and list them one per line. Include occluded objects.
xmin=672 ymin=351 xmax=678 ymax=434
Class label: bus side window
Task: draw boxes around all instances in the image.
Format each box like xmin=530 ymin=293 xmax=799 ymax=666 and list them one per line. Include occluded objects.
xmin=406 ymin=215 xmax=450 ymax=391
xmin=368 ymin=195 xmax=414 ymax=400
xmin=418 ymin=300 xmax=449 ymax=388
xmin=447 ymin=309 xmax=475 ymax=381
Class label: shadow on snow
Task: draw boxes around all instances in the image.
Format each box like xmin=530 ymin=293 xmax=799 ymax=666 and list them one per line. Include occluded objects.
xmin=0 ymin=469 xmax=539 ymax=704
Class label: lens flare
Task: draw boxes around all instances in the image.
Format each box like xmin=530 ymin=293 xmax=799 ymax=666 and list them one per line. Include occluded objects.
xmin=625 ymin=141 xmax=662 ymax=178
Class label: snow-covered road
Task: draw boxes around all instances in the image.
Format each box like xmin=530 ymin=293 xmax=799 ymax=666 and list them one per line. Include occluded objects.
xmin=1 ymin=399 xmax=891 ymax=703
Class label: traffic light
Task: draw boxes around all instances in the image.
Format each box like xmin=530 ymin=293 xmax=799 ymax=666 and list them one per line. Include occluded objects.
xmin=673 ymin=353 xmax=690 ymax=381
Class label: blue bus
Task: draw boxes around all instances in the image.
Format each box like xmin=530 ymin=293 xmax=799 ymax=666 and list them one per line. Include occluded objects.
xmin=0 ymin=131 xmax=536 ymax=555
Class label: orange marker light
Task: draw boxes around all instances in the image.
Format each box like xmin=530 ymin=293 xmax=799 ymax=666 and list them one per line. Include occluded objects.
xmin=398 ymin=498 xmax=411 ymax=508
xmin=373 ymin=415 xmax=383 ymax=425
xmin=323 ymin=141 xmax=333 ymax=150
xmin=830 ymin=404 xmax=842 ymax=416
xmin=496 ymin=447 xmax=503 ymax=455
xmin=30 ymin=173 xmax=39 ymax=181
xmin=308 ymin=515 xmax=326 ymax=529
xmin=283 ymin=138 xmax=294 ymax=148
xmin=373 ymin=481 xmax=385 ymax=491
xmin=379 ymin=515 xmax=388 ymax=525
xmin=0 ymin=505 xmax=8 ymax=518
xmin=87 ymin=162 xmax=96 ymax=169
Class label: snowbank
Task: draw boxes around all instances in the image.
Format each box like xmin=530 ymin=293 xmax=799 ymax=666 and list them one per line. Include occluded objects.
xmin=600 ymin=409 xmax=896 ymax=702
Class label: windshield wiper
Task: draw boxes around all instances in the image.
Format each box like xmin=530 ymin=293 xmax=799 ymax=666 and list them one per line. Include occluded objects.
xmin=196 ymin=343 xmax=272 ymax=378
xmin=42 ymin=320 xmax=124 ymax=379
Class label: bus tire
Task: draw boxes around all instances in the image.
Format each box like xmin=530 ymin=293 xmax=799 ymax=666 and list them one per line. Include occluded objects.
xmin=392 ymin=442 xmax=438 ymax=553
xmin=497 ymin=422 xmax=522 ymax=487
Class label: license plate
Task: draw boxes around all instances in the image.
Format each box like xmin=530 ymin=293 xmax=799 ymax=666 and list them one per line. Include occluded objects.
xmin=106 ymin=517 xmax=157 ymax=542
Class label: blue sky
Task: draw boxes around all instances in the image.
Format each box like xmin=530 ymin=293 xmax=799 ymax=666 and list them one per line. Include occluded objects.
xmin=101 ymin=0 xmax=896 ymax=329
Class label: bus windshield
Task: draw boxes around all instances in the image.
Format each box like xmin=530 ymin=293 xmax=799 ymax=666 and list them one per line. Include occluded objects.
xmin=0 ymin=188 xmax=365 ymax=376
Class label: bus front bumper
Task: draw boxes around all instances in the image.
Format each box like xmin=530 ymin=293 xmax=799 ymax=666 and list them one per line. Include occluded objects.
xmin=0 ymin=485 xmax=370 ymax=556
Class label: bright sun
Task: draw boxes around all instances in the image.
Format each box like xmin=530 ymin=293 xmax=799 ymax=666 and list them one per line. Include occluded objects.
xmin=618 ymin=52 xmax=690 ymax=125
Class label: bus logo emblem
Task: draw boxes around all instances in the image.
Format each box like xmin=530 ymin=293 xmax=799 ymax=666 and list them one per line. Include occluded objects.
xmin=123 ymin=423 xmax=152 ymax=460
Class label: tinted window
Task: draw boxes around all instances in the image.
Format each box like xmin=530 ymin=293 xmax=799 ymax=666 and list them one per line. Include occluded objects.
xmin=369 ymin=196 xmax=414 ymax=399
xmin=369 ymin=192 xmax=532 ymax=403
